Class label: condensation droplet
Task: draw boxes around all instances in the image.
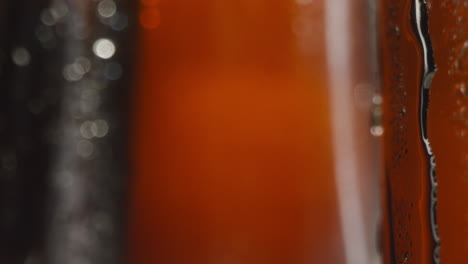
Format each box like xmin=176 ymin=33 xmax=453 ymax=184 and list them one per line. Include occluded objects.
xmin=371 ymin=126 xmax=384 ymax=137
xmin=372 ymin=94 xmax=383 ymax=105
xmin=98 ymin=0 xmax=117 ymax=18
xmin=40 ymin=3 xmax=68 ymax=26
xmin=92 ymin=38 xmax=116 ymax=59
xmin=12 ymin=47 xmax=30 ymax=66
xmin=40 ymin=9 xmax=57 ymax=26
xmin=80 ymin=120 xmax=109 ymax=139
xmin=63 ymin=63 xmax=85 ymax=81
xmin=457 ymin=128 xmax=468 ymax=138
xmin=75 ymin=56 xmax=91 ymax=73
xmin=35 ymin=25 xmax=55 ymax=44
xmin=80 ymin=121 xmax=97 ymax=139
xmin=93 ymin=120 xmax=109 ymax=138
xmin=403 ymin=251 xmax=409 ymax=262
xmin=394 ymin=25 xmax=401 ymax=37
xmin=456 ymin=82 xmax=468 ymax=96
xmin=459 ymin=106 xmax=467 ymax=120
xmin=76 ymin=140 xmax=95 ymax=158
xmin=53 ymin=2 xmax=69 ymax=19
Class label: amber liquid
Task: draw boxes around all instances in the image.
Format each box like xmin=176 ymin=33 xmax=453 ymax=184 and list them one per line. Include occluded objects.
xmin=380 ymin=0 xmax=434 ymax=263
xmin=381 ymin=0 xmax=468 ymax=263
xmin=426 ymin=1 xmax=468 ymax=263
xmin=128 ymin=1 xmax=379 ymax=263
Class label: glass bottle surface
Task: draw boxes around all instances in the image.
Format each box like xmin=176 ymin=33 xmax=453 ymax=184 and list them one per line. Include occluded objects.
xmin=380 ymin=0 xmax=435 ymax=263
xmin=381 ymin=1 xmax=468 ymax=263
xmin=426 ymin=1 xmax=468 ymax=263
xmin=128 ymin=1 xmax=381 ymax=264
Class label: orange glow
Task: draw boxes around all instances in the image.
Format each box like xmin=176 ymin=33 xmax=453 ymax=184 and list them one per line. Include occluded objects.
xmin=139 ymin=7 xmax=161 ymax=30
xmin=140 ymin=0 xmax=160 ymax=7
xmin=128 ymin=1 xmax=378 ymax=263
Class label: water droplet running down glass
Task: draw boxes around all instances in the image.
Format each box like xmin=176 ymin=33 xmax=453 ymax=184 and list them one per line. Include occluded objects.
xmin=380 ymin=0 xmax=436 ymax=263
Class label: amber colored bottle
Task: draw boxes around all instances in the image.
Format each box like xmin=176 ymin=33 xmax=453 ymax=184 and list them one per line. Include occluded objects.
xmin=380 ymin=0 xmax=435 ymax=263
xmin=381 ymin=0 xmax=468 ymax=263
xmin=426 ymin=1 xmax=468 ymax=263
xmin=128 ymin=1 xmax=380 ymax=264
